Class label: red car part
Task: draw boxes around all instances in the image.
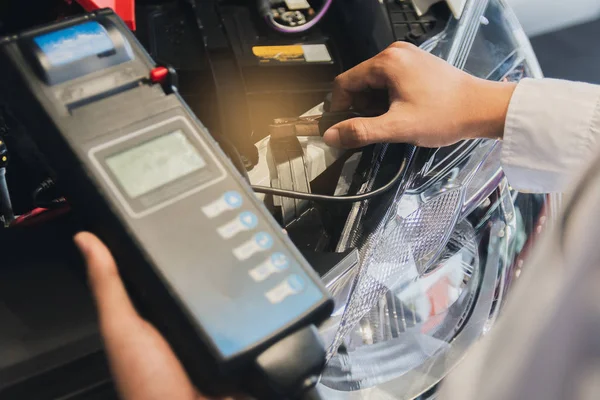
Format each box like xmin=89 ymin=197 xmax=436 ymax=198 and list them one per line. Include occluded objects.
xmin=75 ymin=0 xmax=135 ymax=30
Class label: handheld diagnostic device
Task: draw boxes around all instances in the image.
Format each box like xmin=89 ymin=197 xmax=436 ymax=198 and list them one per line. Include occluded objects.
xmin=0 ymin=10 xmax=333 ymax=399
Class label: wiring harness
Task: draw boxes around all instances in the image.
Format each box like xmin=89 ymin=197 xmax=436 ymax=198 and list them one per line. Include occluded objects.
xmin=258 ymin=0 xmax=333 ymax=34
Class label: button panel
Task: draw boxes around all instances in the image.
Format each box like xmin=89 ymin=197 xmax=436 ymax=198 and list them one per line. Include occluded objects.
xmin=202 ymin=190 xmax=309 ymax=308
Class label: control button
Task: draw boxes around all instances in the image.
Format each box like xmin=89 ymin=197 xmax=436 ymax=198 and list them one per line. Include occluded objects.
xmin=239 ymin=211 xmax=258 ymax=229
xmin=150 ymin=66 xmax=169 ymax=83
xmin=224 ymin=191 xmax=243 ymax=208
xmin=217 ymin=211 xmax=259 ymax=239
xmin=249 ymin=252 xmax=290 ymax=282
xmin=255 ymin=232 xmax=273 ymax=249
xmin=202 ymin=191 xmax=243 ymax=218
xmin=270 ymin=252 xmax=289 ymax=268
xmin=265 ymin=274 xmax=305 ymax=304
xmin=233 ymin=232 xmax=274 ymax=261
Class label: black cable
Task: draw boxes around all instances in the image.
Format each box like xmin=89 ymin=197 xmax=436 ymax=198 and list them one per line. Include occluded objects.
xmin=251 ymin=156 xmax=411 ymax=203
xmin=32 ymin=177 xmax=69 ymax=209
xmin=32 ymin=177 xmax=54 ymax=202
xmin=35 ymin=197 xmax=68 ymax=209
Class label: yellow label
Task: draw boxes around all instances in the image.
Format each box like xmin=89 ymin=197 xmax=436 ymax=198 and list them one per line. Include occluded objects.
xmin=252 ymin=45 xmax=305 ymax=63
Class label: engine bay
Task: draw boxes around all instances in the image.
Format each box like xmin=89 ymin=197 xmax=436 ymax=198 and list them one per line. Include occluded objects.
xmin=0 ymin=0 xmax=451 ymax=263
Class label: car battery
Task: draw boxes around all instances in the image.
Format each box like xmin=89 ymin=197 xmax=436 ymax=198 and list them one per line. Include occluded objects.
xmin=217 ymin=4 xmax=342 ymax=143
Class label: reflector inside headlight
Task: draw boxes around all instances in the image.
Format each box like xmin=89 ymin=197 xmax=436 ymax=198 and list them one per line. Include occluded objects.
xmin=322 ymin=217 xmax=481 ymax=386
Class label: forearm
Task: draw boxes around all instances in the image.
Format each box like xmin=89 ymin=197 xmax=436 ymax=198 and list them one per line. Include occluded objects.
xmin=463 ymin=78 xmax=517 ymax=141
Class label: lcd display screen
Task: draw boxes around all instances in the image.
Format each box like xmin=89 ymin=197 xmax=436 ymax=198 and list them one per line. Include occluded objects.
xmin=34 ymin=21 xmax=115 ymax=67
xmin=105 ymin=130 xmax=206 ymax=198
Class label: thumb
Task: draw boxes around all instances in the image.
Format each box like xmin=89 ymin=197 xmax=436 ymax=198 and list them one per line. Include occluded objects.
xmin=74 ymin=232 xmax=140 ymax=330
xmin=74 ymin=232 xmax=207 ymax=400
xmin=322 ymin=112 xmax=404 ymax=148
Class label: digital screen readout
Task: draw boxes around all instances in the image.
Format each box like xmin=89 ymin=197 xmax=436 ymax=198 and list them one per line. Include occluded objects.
xmin=105 ymin=130 xmax=206 ymax=198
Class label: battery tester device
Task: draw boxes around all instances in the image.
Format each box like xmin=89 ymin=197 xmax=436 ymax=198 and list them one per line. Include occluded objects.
xmin=0 ymin=10 xmax=333 ymax=399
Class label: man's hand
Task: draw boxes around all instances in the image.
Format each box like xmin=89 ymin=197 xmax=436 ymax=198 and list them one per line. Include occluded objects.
xmin=323 ymin=42 xmax=517 ymax=148
xmin=74 ymin=232 xmax=233 ymax=400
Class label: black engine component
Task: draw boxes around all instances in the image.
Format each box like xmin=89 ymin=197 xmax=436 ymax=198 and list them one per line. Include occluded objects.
xmin=330 ymin=0 xmax=450 ymax=62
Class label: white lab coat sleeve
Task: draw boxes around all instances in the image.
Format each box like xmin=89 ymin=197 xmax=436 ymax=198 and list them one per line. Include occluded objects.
xmin=501 ymin=78 xmax=600 ymax=193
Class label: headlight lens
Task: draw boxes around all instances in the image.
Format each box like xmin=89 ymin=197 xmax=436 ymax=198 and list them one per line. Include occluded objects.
xmin=317 ymin=0 xmax=544 ymax=398
xmin=319 ymin=141 xmax=511 ymax=398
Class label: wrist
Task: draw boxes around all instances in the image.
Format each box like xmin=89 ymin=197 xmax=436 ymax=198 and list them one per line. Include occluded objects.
xmin=463 ymin=77 xmax=517 ymax=140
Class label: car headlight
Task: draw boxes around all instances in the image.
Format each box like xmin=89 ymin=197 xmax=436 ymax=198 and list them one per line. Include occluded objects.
xmin=317 ymin=0 xmax=545 ymax=398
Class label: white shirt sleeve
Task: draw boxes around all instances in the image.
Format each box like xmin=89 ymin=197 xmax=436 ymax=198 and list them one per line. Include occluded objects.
xmin=502 ymin=78 xmax=600 ymax=193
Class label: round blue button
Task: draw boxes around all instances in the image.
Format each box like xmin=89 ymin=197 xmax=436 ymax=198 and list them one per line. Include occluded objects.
xmin=270 ymin=253 xmax=289 ymax=270
xmin=224 ymin=191 xmax=243 ymax=208
xmin=254 ymin=232 xmax=273 ymax=250
xmin=239 ymin=211 xmax=258 ymax=229
xmin=287 ymin=274 xmax=305 ymax=292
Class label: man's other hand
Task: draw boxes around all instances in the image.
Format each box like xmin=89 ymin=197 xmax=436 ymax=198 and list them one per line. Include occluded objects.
xmin=323 ymin=42 xmax=516 ymax=148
